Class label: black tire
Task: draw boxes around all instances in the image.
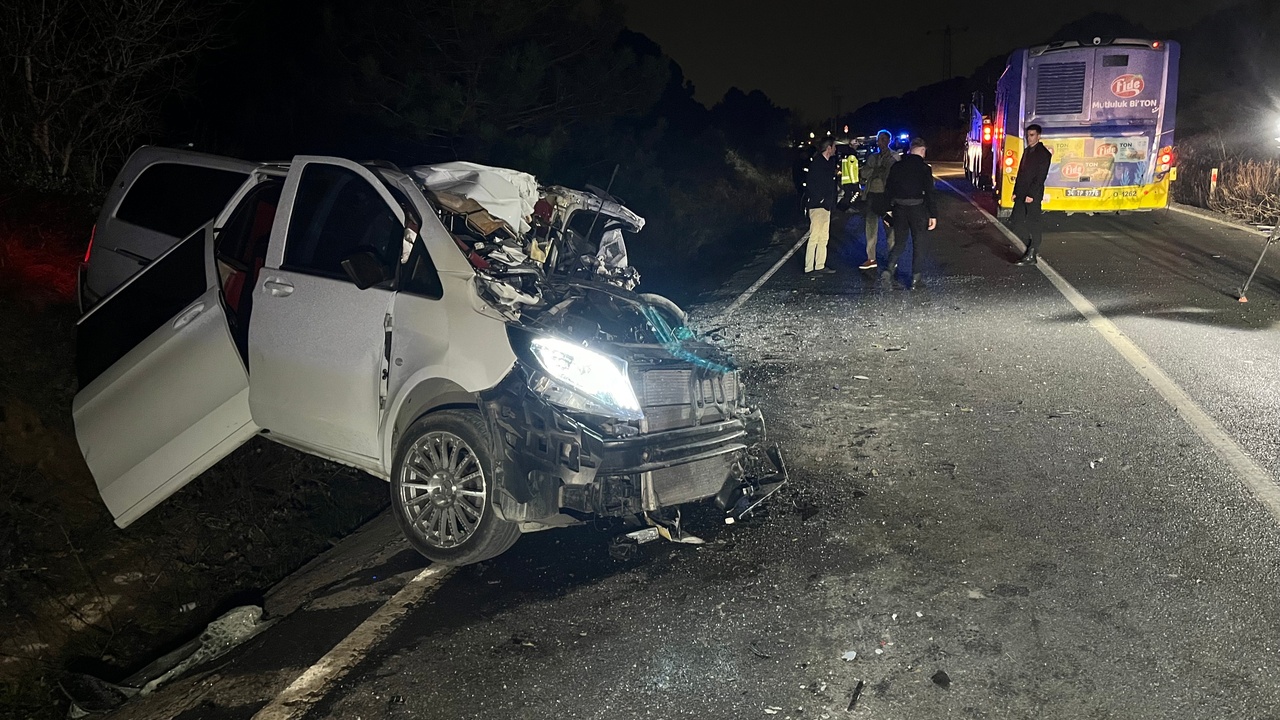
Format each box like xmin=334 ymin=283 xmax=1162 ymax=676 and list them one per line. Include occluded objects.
xmin=390 ymin=409 xmax=520 ymax=565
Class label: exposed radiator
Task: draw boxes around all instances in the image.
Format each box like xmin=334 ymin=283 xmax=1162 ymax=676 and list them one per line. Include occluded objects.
xmin=641 ymin=453 xmax=735 ymax=510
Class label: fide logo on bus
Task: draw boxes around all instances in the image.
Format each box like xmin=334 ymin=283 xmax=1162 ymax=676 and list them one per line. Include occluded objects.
xmin=1110 ymin=74 xmax=1144 ymax=98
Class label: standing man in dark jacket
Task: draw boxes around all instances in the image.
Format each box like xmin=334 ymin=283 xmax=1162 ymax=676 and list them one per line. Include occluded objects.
xmin=802 ymin=138 xmax=840 ymax=274
xmin=880 ymin=137 xmax=937 ymax=290
xmin=1011 ymin=124 xmax=1052 ymax=265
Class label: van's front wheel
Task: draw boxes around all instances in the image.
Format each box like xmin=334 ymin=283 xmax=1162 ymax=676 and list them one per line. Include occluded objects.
xmin=391 ymin=410 xmax=520 ymax=565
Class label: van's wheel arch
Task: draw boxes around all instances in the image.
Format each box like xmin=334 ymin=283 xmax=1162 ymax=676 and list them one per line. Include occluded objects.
xmin=390 ymin=409 xmax=520 ymax=565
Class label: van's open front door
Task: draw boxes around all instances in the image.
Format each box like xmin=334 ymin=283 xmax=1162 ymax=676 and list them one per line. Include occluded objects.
xmin=72 ymin=224 xmax=258 ymax=527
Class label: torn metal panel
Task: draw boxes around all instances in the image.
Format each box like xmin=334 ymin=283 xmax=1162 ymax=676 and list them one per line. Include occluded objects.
xmin=411 ymin=162 xmax=539 ymax=234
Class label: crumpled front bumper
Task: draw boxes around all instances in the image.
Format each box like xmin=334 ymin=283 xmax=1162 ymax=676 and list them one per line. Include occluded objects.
xmin=595 ymin=409 xmax=764 ymax=512
xmin=483 ymin=371 xmax=774 ymax=522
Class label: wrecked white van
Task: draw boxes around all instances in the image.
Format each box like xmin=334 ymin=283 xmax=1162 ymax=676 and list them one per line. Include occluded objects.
xmin=73 ymin=148 xmax=784 ymax=565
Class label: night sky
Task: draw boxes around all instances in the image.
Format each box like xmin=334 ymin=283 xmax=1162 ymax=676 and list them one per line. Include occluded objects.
xmin=621 ymin=0 xmax=1243 ymax=120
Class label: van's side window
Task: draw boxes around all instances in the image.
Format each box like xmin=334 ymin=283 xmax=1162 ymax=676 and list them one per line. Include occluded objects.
xmin=400 ymin=239 xmax=443 ymax=299
xmin=283 ymin=165 xmax=401 ymax=281
xmin=76 ymin=228 xmax=209 ymax=387
xmin=116 ymin=164 xmax=248 ymax=238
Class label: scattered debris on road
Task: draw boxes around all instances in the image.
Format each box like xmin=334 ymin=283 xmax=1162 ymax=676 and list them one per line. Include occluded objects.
xmin=931 ymin=670 xmax=952 ymax=689
xmin=846 ymin=679 xmax=865 ymax=711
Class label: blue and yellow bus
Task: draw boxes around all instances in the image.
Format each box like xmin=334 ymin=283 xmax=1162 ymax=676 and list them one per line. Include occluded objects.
xmin=991 ymin=38 xmax=1180 ymax=215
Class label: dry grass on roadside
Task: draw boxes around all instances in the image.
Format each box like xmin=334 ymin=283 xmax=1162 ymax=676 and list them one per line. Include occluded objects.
xmin=1173 ymin=138 xmax=1280 ymax=225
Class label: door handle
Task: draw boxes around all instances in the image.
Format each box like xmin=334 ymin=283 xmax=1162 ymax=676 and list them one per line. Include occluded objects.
xmin=263 ymin=278 xmax=295 ymax=297
xmin=172 ymin=302 xmax=205 ymax=329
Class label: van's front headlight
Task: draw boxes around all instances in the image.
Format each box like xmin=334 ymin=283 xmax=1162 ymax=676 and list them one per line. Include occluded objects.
xmin=528 ymin=337 xmax=643 ymax=420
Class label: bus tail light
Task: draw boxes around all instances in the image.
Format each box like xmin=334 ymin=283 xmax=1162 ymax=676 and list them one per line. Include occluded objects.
xmin=982 ymin=126 xmax=992 ymax=142
xmin=1157 ymin=146 xmax=1175 ymax=173
xmin=1004 ymin=152 xmax=1016 ymax=173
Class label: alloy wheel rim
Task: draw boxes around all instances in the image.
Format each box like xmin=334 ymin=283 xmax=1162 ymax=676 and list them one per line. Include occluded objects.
xmin=399 ymin=431 xmax=487 ymax=549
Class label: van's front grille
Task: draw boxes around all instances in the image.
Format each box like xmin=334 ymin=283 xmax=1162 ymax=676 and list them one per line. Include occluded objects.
xmin=1036 ymin=62 xmax=1087 ymax=115
xmin=633 ymin=366 xmax=741 ymax=432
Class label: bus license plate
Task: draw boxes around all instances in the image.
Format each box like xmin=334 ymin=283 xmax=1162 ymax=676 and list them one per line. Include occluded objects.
xmin=1064 ymin=188 xmax=1102 ymax=198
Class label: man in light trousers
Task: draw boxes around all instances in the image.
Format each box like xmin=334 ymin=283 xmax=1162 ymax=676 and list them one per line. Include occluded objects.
xmin=802 ymin=138 xmax=839 ymax=274
xmin=860 ymin=130 xmax=899 ymax=270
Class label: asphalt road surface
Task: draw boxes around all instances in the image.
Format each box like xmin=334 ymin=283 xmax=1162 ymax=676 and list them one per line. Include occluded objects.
xmin=108 ymin=166 xmax=1280 ymax=720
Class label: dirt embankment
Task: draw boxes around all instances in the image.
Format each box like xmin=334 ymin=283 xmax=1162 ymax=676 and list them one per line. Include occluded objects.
xmin=0 ymin=192 xmax=389 ymax=719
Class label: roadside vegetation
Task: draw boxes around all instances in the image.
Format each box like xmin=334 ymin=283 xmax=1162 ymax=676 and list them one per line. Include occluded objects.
xmin=1173 ymin=140 xmax=1280 ymax=225
xmin=1168 ymin=0 xmax=1280 ymax=225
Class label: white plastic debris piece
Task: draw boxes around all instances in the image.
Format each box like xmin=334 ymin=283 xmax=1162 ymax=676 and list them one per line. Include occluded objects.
xmin=891 ymin=613 xmax=898 ymax=621
xmin=916 ymin=611 xmax=924 ymax=618
xmin=140 ymin=606 xmax=270 ymax=696
xmin=765 ymin=707 xmax=781 ymax=715
xmin=625 ymin=527 xmax=661 ymax=544
xmin=967 ymin=588 xmax=987 ymax=599
xmin=854 ymin=375 xmax=870 ymax=381
xmin=874 ymin=648 xmax=884 ymax=655
xmin=841 ymin=650 xmax=857 ymax=661
xmin=725 ymin=517 xmax=736 ymax=525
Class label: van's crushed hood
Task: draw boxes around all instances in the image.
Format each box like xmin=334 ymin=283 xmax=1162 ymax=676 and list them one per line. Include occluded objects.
xmin=411 ymin=162 xmax=647 ymax=318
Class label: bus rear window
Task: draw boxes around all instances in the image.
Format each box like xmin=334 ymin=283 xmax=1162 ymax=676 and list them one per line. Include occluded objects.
xmin=1103 ymin=55 xmax=1129 ymax=67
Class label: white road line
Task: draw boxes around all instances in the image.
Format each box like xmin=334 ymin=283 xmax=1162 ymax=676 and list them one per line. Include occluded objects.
xmin=939 ymin=178 xmax=1280 ymax=521
xmin=712 ymin=232 xmax=809 ymax=325
xmin=252 ymin=564 xmax=454 ymax=720
xmin=1167 ymin=203 xmax=1268 ymax=236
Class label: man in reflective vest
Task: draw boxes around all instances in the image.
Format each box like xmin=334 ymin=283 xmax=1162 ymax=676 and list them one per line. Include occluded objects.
xmin=839 ymin=144 xmax=860 ymax=209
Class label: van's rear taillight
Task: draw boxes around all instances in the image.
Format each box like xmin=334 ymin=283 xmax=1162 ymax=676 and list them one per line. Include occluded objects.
xmin=84 ymin=225 xmax=96 ymax=263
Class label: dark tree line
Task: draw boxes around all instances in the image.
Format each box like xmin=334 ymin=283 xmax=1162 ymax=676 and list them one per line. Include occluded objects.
xmin=0 ymin=0 xmax=231 ymax=189
xmin=0 ymin=0 xmax=795 ymax=292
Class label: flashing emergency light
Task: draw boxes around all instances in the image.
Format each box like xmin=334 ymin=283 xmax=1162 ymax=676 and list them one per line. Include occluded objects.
xmin=899 ymin=133 xmax=909 ymax=140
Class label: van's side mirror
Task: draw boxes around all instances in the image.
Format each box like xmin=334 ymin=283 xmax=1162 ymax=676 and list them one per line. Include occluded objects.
xmin=341 ymin=250 xmax=393 ymax=290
